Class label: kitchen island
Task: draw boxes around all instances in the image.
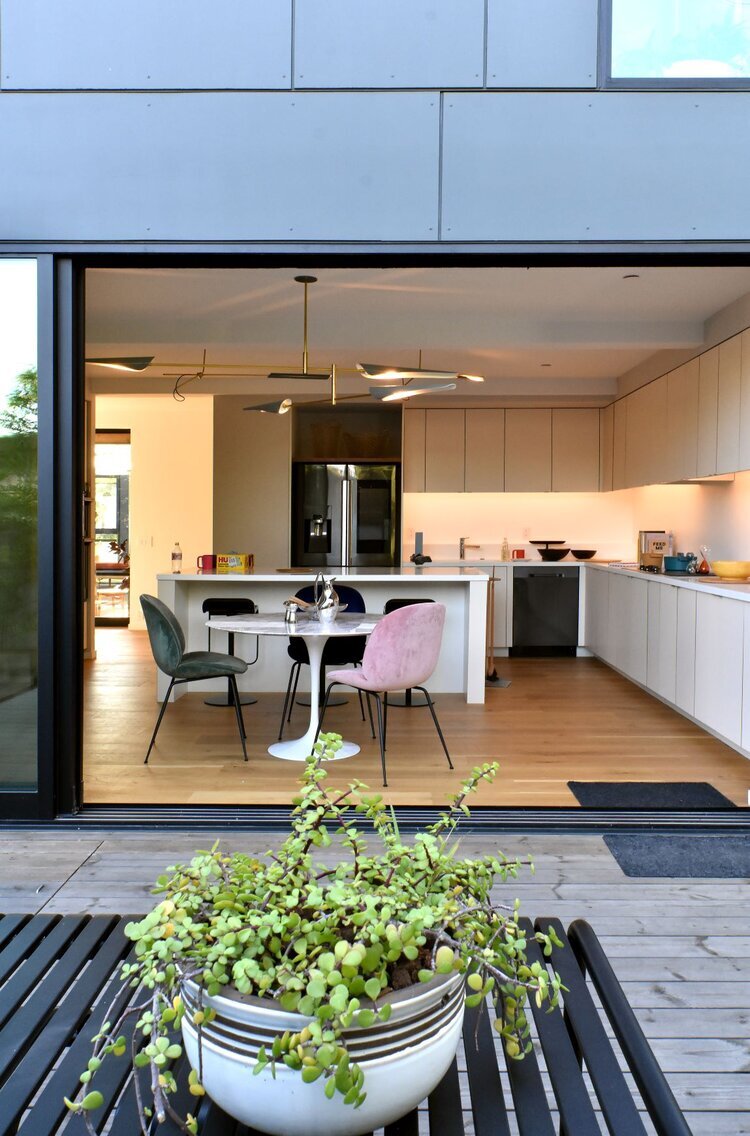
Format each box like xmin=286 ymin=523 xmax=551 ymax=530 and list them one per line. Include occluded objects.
xmin=156 ymin=566 xmax=488 ymax=703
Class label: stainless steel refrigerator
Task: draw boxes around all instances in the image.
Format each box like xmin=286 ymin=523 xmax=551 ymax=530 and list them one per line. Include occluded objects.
xmin=291 ymin=463 xmax=400 ymax=568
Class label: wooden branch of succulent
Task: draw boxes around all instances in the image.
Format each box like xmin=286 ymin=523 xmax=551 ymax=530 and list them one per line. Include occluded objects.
xmin=65 ymin=734 xmax=564 ymax=1136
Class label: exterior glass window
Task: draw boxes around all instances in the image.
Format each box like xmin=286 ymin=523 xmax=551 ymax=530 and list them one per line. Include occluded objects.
xmin=611 ymin=0 xmax=750 ymax=80
xmin=0 ymin=260 xmax=38 ymax=791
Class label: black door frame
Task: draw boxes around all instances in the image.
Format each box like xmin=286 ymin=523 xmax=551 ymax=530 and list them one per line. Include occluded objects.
xmin=4 ymin=244 xmax=750 ymax=821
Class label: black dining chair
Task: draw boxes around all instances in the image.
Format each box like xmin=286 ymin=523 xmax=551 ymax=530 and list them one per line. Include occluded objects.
xmin=140 ymin=594 xmax=249 ymax=763
xmin=278 ymin=584 xmax=374 ymax=741
xmin=202 ymin=596 xmax=259 ymax=707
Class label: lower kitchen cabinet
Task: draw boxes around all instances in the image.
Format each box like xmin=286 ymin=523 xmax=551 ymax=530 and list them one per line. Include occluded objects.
xmin=584 ymin=561 xmax=609 ymax=658
xmin=694 ymin=592 xmax=744 ymax=746
xmin=674 ymin=589 xmax=697 ymax=716
xmin=647 ymin=581 xmax=678 ymax=704
xmin=490 ymin=567 xmax=509 ymax=650
xmin=607 ymin=573 xmax=647 ymax=684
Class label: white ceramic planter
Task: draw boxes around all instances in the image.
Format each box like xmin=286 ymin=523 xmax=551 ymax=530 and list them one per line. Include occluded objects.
xmin=181 ymin=970 xmax=465 ymax=1136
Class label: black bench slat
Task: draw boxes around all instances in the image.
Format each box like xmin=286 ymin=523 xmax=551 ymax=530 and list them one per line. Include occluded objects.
xmin=538 ymin=917 xmax=649 ymax=1136
xmin=568 ymin=919 xmax=694 ymax=1136
xmin=0 ymin=914 xmax=32 ymax=955
xmin=0 ymin=916 xmax=97 ymax=1069
xmin=0 ymin=915 xmax=63 ymax=993
xmin=463 ymin=999 xmax=512 ymax=1136
xmin=385 ymin=1107 xmax=420 ymax=1135
xmin=520 ymin=918 xmax=601 ymax=1136
xmin=1 ymin=917 xmax=135 ymax=1136
xmin=427 ymin=1056 xmax=465 ymax=1135
xmin=504 ymin=1032 xmax=557 ymax=1136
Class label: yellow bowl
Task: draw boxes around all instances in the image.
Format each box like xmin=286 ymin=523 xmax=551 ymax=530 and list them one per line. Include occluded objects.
xmin=711 ymin=560 xmax=750 ymax=580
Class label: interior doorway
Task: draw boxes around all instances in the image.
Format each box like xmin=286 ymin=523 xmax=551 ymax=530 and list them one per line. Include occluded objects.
xmin=94 ymin=431 xmax=130 ymax=626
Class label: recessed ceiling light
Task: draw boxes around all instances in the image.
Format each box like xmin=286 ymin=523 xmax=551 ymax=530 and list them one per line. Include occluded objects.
xmin=622 ymin=273 xmax=640 ymax=279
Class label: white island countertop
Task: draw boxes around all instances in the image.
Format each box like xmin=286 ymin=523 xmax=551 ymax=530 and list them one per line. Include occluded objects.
xmin=158 ymin=566 xmax=489 ymax=582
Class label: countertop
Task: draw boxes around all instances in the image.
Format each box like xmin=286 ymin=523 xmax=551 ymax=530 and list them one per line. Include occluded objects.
xmin=585 ymin=561 xmax=750 ymax=601
xmin=157 ymin=566 xmax=489 ymax=582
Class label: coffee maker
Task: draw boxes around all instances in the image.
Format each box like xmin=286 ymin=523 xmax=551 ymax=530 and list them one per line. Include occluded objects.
xmin=638 ymin=530 xmax=673 ymax=572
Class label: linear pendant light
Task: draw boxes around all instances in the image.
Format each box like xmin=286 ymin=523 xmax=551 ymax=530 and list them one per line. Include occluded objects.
xmin=86 ymin=356 xmax=155 ymax=372
xmin=369 ymin=379 xmax=457 ymax=402
xmin=266 ymin=276 xmax=330 ymax=382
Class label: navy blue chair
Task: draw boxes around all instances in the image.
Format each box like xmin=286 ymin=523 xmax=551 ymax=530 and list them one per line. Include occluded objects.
xmin=277 ymin=584 xmax=374 ymax=741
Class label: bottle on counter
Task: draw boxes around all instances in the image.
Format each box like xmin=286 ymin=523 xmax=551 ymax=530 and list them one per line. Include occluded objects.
xmin=171 ymin=542 xmax=182 ymax=574
xmin=500 ymin=536 xmax=510 ymax=561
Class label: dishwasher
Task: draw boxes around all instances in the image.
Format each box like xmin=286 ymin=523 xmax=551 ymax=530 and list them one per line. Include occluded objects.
xmin=511 ymin=564 xmax=580 ymax=656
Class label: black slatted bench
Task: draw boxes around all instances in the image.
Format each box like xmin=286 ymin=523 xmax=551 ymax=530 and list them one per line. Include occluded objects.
xmin=0 ymin=912 xmax=691 ymax=1135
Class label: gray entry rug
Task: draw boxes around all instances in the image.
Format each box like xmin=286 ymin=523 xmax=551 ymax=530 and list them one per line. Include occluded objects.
xmin=568 ymin=781 xmax=737 ymax=809
xmin=604 ymin=834 xmax=750 ymax=878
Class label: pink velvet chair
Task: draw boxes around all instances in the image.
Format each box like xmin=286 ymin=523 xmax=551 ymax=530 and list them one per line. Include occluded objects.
xmin=317 ymin=602 xmax=453 ymax=785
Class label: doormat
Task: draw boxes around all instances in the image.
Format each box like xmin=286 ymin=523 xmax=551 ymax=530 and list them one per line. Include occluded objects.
xmin=568 ymin=781 xmax=737 ymax=809
xmin=604 ymin=833 xmax=750 ymax=878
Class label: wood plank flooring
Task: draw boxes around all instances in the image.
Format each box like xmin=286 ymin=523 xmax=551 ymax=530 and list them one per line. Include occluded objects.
xmin=0 ymin=828 xmax=747 ymax=1132
xmin=83 ymin=628 xmax=750 ymax=806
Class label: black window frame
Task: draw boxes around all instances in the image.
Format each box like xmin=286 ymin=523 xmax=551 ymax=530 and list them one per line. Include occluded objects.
xmin=600 ymin=0 xmax=750 ymax=90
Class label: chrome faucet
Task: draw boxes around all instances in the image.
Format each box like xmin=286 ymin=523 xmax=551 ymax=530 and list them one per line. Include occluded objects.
xmin=459 ymin=537 xmax=480 ymax=560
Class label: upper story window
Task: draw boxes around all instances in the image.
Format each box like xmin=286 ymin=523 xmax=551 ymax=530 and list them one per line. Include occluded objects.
xmin=608 ymin=0 xmax=750 ymax=85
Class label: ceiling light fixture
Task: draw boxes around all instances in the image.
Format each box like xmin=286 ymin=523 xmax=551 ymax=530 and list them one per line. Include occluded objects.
xmin=266 ymin=276 xmax=331 ymax=382
xmin=357 ymin=360 xmax=484 ymax=384
xmin=244 ymin=398 xmax=293 ymax=415
xmin=86 ymin=356 xmax=154 ymax=372
xmin=369 ymin=379 xmax=457 ymax=402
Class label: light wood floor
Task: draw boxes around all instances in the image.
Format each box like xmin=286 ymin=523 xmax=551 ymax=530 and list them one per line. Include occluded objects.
xmin=0 ymin=828 xmax=747 ymax=1132
xmin=83 ymin=628 xmax=750 ymax=806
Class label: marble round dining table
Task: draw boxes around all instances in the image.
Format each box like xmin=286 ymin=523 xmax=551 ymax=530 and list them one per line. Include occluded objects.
xmin=205 ymin=611 xmax=383 ymax=760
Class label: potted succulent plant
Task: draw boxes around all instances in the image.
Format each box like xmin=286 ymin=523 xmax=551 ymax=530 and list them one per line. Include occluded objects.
xmin=65 ymin=735 xmax=563 ymax=1136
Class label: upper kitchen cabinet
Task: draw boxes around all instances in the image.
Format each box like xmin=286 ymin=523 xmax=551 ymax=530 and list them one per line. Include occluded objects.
xmin=696 ymin=346 xmax=719 ymax=477
xmin=599 ymin=404 xmax=614 ymax=492
xmin=464 ymin=409 xmax=505 ymax=492
xmin=612 ymin=398 xmax=627 ymax=490
xmin=665 ymin=359 xmax=699 ymax=482
xmin=717 ymin=335 xmax=742 ymax=474
xmin=624 ymin=377 xmax=668 ymax=487
xmin=551 ymin=409 xmax=599 ymax=491
xmin=505 ymin=410 xmax=552 ymax=492
xmin=402 ymin=408 xmax=426 ymax=492
xmin=739 ymin=329 xmax=750 ymax=472
xmin=425 ymin=410 xmax=465 ymax=492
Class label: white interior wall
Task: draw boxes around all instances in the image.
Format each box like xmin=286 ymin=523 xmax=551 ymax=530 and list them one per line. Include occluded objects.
xmin=95 ymin=394 xmax=213 ymax=629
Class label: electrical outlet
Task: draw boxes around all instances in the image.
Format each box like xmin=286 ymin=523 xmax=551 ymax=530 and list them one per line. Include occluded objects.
xmin=522 ymin=527 xmax=530 ymax=539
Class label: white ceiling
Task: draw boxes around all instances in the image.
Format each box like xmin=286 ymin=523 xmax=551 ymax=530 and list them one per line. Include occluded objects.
xmin=85 ymin=265 xmax=750 ymax=401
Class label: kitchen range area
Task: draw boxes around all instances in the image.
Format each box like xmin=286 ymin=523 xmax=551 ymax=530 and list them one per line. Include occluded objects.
xmin=80 ymin=264 xmax=750 ymax=811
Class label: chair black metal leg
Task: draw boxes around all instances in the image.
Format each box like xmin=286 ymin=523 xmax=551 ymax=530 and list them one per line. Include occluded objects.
xmin=287 ymin=662 xmax=301 ymax=723
xmin=278 ymin=664 xmax=297 ymax=741
xmin=144 ymin=679 xmax=175 ymax=764
xmin=314 ymin=683 xmax=337 ymax=745
xmin=383 ymin=692 xmax=389 ymax=751
xmin=366 ymin=692 xmax=376 ymax=739
xmin=373 ymin=693 xmax=388 ymax=787
xmin=418 ymin=687 xmax=453 ymax=769
xmin=357 ymin=689 xmax=366 ymax=722
xmin=229 ymin=675 xmax=248 ymax=761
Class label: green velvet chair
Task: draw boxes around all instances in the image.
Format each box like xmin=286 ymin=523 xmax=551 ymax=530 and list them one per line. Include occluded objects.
xmin=140 ymin=594 xmax=249 ymax=763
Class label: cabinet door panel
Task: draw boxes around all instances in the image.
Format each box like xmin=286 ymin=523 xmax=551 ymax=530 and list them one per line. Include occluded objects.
xmin=552 ymin=408 xmax=599 ymax=491
xmin=653 ymin=584 xmax=678 ymax=704
xmin=599 ymin=404 xmax=613 ymax=491
xmin=674 ymin=589 xmax=696 ymax=715
xmin=425 ymin=410 xmax=465 ymax=492
xmin=402 ymin=408 xmax=426 ymax=492
xmin=465 ymin=409 xmax=504 ymax=491
xmin=505 ymin=409 xmax=551 ymax=492
xmin=666 ymin=359 xmax=699 ymax=482
xmin=717 ymin=335 xmax=742 ymax=474
xmin=694 ymin=592 xmax=743 ymax=745
xmin=696 ymin=347 xmax=719 ymax=477
xmin=491 ymin=566 xmax=509 ymax=650
xmin=738 ymin=329 xmax=750 ymax=472
xmin=612 ymin=399 xmax=627 ymax=489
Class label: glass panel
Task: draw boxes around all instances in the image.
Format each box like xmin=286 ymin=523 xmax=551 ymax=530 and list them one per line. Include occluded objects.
xmin=612 ymin=0 xmax=750 ymax=78
xmin=94 ymin=440 xmax=130 ymax=623
xmin=0 ymin=260 xmax=38 ymax=791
